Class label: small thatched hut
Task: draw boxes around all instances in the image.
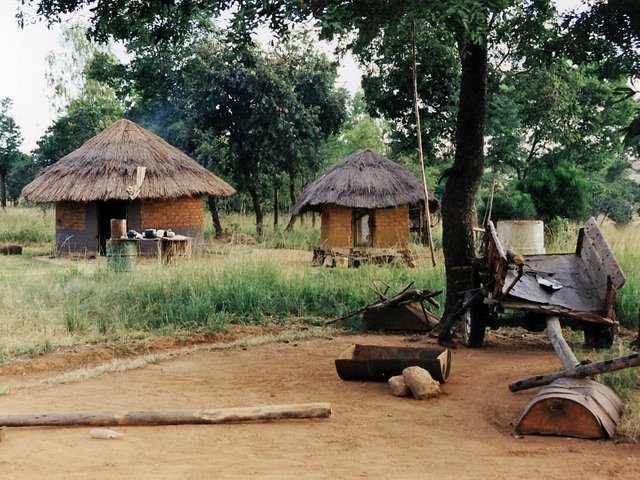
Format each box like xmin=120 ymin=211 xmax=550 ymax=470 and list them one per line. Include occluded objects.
xmin=291 ymin=149 xmax=439 ymax=265
xmin=22 ymin=119 xmax=235 ymax=255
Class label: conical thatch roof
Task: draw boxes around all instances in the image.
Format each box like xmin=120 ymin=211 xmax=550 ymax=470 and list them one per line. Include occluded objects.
xmin=291 ymin=149 xmax=439 ymax=216
xmin=22 ymin=119 xmax=235 ymax=203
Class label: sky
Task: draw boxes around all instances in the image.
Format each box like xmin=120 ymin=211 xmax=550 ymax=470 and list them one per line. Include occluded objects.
xmin=1 ymin=1 xmax=578 ymax=154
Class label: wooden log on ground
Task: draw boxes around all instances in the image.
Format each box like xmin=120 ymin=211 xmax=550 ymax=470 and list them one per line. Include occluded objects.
xmin=546 ymin=316 xmax=579 ymax=369
xmin=388 ymin=375 xmax=411 ymax=397
xmin=509 ymin=352 xmax=640 ymax=392
xmin=0 ymin=244 xmax=22 ymax=255
xmin=402 ymin=366 xmax=440 ymax=399
xmin=0 ymin=403 xmax=332 ymax=428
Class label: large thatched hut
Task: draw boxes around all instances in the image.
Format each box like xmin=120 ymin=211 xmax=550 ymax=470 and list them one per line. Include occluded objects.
xmin=22 ymin=119 xmax=235 ymax=255
xmin=291 ymin=149 xmax=439 ymax=265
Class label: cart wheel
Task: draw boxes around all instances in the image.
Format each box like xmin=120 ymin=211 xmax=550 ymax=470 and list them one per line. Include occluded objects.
xmin=583 ymin=324 xmax=615 ymax=349
xmin=460 ymin=292 xmax=487 ymax=348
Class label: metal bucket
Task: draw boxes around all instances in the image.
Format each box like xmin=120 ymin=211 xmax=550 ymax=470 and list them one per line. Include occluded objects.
xmin=110 ymin=219 xmax=127 ymax=239
xmin=496 ymin=219 xmax=545 ymax=255
xmin=106 ymin=239 xmax=137 ymax=271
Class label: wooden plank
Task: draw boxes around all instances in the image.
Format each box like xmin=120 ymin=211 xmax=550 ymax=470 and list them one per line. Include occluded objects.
xmin=498 ymin=300 xmax=614 ymax=325
xmin=546 ymin=316 xmax=579 ymax=370
xmin=509 ymin=352 xmax=640 ymax=392
xmin=0 ymin=403 xmax=332 ymax=428
xmin=580 ymin=217 xmax=625 ymax=289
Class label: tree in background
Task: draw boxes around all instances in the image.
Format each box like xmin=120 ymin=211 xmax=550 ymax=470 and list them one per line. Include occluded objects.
xmin=35 ymin=25 xmax=125 ymax=165
xmin=175 ymin=36 xmax=346 ymax=235
xmin=320 ymin=91 xmax=390 ymax=165
xmin=0 ymin=98 xmax=23 ymax=208
xmin=7 ymin=153 xmax=39 ymax=205
xmin=35 ymin=81 xmax=124 ymax=166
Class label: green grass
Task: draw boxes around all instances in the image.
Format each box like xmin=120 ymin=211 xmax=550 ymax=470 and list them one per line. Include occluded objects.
xmin=0 ymin=206 xmax=54 ymax=245
xmin=594 ymin=344 xmax=640 ymax=441
xmin=56 ymin=256 xmax=444 ymax=335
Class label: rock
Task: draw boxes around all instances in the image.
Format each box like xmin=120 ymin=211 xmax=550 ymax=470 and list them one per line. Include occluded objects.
xmin=388 ymin=375 xmax=411 ymax=397
xmin=402 ymin=366 xmax=440 ymax=400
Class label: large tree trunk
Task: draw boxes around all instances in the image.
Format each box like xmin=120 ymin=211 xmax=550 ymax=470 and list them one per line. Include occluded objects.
xmin=206 ymin=196 xmax=223 ymax=238
xmin=247 ymin=184 xmax=264 ymax=237
xmin=439 ymin=40 xmax=488 ymax=340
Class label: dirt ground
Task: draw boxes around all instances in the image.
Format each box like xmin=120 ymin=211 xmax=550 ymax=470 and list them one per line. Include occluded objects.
xmin=0 ymin=330 xmax=638 ymax=479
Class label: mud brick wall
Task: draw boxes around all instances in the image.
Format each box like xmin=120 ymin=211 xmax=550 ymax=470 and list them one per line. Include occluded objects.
xmin=140 ymin=196 xmax=205 ymax=229
xmin=55 ymin=201 xmax=85 ymax=230
xmin=320 ymin=205 xmax=352 ymax=248
xmin=373 ymin=206 xmax=409 ymax=249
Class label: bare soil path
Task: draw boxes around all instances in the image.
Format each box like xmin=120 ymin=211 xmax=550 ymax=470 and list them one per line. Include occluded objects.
xmin=0 ymin=331 xmax=638 ymax=479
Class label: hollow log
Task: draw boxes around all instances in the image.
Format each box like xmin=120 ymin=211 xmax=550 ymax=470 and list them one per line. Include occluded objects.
xmin=0 ymin=244 xmax=22 ymax=255
xmin=0 ymin=403 xmax=332 ymax=428
xmin=509 ymin=352 xmax=640 ymax=392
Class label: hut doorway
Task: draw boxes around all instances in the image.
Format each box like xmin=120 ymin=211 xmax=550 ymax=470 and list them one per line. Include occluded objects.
xmin=353 ymin=209 xmax=375 ymax=247
xmin=97 ymin=200 xmax=127 ymax=254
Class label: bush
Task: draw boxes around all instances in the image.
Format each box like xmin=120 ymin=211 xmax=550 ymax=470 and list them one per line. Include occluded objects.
xmin=520 ymin=161 xmax=591 ymax=221
xmin=478 ymin=185 xmax=537 ymax=223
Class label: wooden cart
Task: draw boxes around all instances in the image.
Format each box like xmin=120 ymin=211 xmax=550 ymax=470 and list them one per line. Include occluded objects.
xmin=460 ymin=217 xmax=625 ymax=348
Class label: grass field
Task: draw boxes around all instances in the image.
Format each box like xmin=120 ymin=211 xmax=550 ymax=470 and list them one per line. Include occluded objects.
xmin=1 ymin=206 xmax=638 ymax=439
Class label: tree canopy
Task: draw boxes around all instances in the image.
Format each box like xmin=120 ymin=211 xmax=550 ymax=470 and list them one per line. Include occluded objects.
xmin=0 ymin=98 xmax=23 ymax=208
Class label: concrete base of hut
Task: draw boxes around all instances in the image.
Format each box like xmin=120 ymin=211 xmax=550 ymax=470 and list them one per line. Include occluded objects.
xmin=312 ymin=247 xmax=415 ymax=268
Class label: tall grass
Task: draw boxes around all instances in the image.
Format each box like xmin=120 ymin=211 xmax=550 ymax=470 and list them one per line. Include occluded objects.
xmin=61 ymin=257 xmax=445 ymax=334
xmin=595 ymin=344 xmax=640 ymax=441
xmin=0 ymin=206 xmax=54 ymax=245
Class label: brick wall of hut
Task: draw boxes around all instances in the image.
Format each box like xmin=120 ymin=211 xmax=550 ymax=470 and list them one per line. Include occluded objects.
xmin=140 ymin=196 xmax=204 ymax=230
xmin=320 ymin=205 xmax=352 ymax=248
xmin=54 ymin=196 xmax=206 ymax=255
xmin=55 ymin=201 xmax=99 ymax=253
xmin=56 ymin=201 xmax=86 ymax=231
xmin=373 ymin=206 xmax=410 ymax=249
xmin=319 ymin=204 xmax=410 ymax=249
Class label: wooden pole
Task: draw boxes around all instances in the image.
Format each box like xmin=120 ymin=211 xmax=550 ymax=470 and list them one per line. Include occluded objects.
xmin=546 ymin=316 xmax=579 ymax=370
xmin=510 ymin=352 xmax=640 ymax=392
xmin=0 ymin=403 xmax=332 ymax=428
xmin=411 ymin=15 xmax=436 ymax=267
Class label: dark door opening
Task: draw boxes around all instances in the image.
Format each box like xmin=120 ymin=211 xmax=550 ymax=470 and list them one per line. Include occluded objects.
xmin=352 ymin=209 xmax=375 ymax=247
xmin=98 ymin=200 xmax=127 ymax=255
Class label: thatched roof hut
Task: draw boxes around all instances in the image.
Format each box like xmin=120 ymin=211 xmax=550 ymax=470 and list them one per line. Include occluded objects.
xmin=291 ymin=149 xmax=438 ymax=217
xmin=291 ymin=149 xmax=439 ymax=266
xmin=22 ymin=119 xmax=235 ymax=255
xmin=23 ymin=118 xmax=235 ymax=202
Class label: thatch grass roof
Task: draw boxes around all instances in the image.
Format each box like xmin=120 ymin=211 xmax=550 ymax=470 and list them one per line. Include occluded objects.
xmin=22 ymin=119 xmax=235 ymax=203
xmin=291 ymin=149 xmax=439 ymax=216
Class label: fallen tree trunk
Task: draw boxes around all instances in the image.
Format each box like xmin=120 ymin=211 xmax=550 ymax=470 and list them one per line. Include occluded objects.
xmin=0 ymin=403 xmax=332 ymax=428
xmin=510 ymin=352 xmax=640 ymax=392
